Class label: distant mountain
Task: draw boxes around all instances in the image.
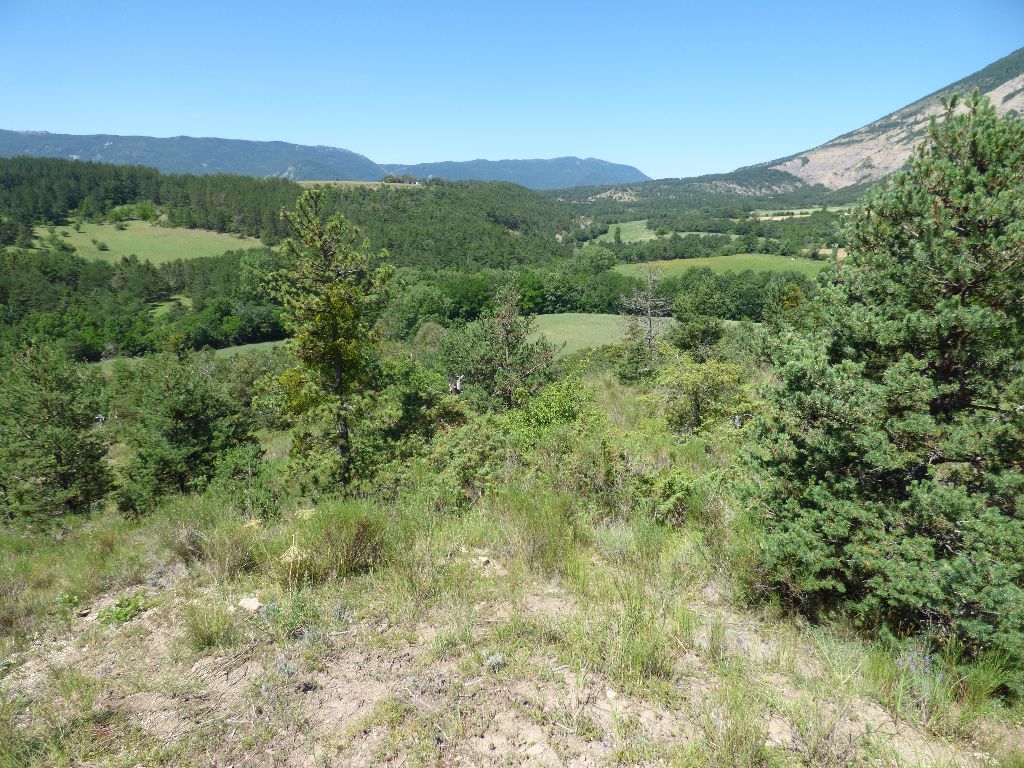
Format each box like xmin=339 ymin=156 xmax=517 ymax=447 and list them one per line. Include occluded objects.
xmin=0 ymin=130 xmax=385 ymax=181
xmin=381 ymin=157 xmax=649 ymax=189
xmin=765 ymin=47 xmax=1024 ymax=190
xmin=0 ymin=130 xmax=648 ymax=189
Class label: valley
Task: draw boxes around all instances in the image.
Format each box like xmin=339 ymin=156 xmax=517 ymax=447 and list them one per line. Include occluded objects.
xmin=1 ymin=37 xmax=1023 ymax=768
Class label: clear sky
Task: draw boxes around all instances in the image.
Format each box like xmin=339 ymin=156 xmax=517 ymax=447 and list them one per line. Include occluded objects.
xmin=1 ymin=1 xmax=1021 ymax=179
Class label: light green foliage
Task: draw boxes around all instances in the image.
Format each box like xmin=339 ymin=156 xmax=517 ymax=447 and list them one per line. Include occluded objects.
xmin=757 ymin=93 xmax=1024 ymax=683
xmin=656 ymin=352 xmax=751 ymax=433
xmin=97 ymin=593 xmax=149 ymax=626
xmin=507 ymin=364 xmax=594 ymax=445
xmin=270 ymin=188 xmax=393 ymax=483
xmin=0 ymin=345 xmax=111 ymax=523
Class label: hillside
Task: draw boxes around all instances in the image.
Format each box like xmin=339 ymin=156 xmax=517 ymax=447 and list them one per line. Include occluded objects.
xmin=0 ymin=131 xmax=648 ymax=189
xmin=382 ymin=157 xmax=650 ymax=189
xmin=765 ymin=46 xmax=1024 ymax=189
xmin=551 ymin=167 xmax=840 ymax=219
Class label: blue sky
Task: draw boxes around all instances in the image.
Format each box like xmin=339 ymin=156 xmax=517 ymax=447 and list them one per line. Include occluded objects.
xmin=1 ymin=1 xmax=1021 ymax=179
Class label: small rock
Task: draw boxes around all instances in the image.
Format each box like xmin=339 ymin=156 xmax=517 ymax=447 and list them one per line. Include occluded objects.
xmin=238 ymin=597 xmax=262 ymax=612
xmin=606 ymin=688 xmax=617 ymax=700
xmin=76 ymin=607 xmax=91 ymax=618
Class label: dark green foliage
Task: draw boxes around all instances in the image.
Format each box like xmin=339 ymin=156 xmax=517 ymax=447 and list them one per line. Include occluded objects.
xmin=111 ymin=352 xmax=257 ymax=513
xmin=0 ymin=345 xmax=111 ymax=523
xmin=757 ymin=94 xmax=1024 ymax=678
xmin=322 ymin=180 xmax=575 ymax=269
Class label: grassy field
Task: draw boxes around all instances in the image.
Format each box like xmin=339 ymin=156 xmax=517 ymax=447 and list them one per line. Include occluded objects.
xmin=595 ymin=220 xmax=660 ymax=243
xmin=615 ymin=253 xmax=827 ymax=279
xmin=532 ymin=312 xmax=672 ymax=356
xmin=212 ymin=339 xmax=286 ymax=357
xmin=594 ymin=220 xmax=740 ymax=245
xmin=35 ymin=221 xmax=260 ymax=263
xmin=751 ymin=204 xmax=855 ymax=220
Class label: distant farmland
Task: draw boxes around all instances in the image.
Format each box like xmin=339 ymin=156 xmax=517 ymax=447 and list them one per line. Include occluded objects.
xmin=35 ymin=221 xmax=261 ymax=263
xmin=615 ymin=253 xmax=826 ymax=278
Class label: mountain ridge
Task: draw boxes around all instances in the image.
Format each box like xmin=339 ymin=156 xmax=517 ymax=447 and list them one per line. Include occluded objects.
xmin=0 ymin=129 xmax=649 ymax=190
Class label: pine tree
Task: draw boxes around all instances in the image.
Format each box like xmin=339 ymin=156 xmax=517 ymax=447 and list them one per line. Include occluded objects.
xmin=757 ymin=92 xmax=1024 ymax=671
xmin=270 ymin=189 xmax=393 ymax=482
xmin=0 ymin=345 xmax=110 ymax=523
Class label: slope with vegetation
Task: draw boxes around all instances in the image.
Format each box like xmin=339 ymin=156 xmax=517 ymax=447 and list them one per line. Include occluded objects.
xmin=1 ymin=94 xmax=1022 ymax=768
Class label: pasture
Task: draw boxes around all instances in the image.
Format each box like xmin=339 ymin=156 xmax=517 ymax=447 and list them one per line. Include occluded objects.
xmin=615 ymin=253 xmax=826 ymax=279
xmin=595 ymin=219 xmax=659 ymax=243
xmin=35 ymin=221 xmax=260 ymax=263
xmin=594 ymin=219 xmax=739 ymax=245
xmin=532 ymin=312 xmax=672 ymax=356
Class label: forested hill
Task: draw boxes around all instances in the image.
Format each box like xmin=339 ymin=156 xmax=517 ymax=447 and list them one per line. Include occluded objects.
xmin=0 ymin=156 xmax=582 ymax=268
xmin=0 ymin=130 xmax=385 ymax=181
xmin=0 ymin=130 xmax=648 ymax=189
xmin=382 ymin=157 xmax=650 ymax=189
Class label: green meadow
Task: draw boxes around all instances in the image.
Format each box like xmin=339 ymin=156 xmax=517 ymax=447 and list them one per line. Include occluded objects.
xmin=532 ymin=312 xmax=672 ymax=356
xmin=35 ymin=220 xmax=260 ymax=263
xmin=615 ymin=253 xmax=827 ymax=278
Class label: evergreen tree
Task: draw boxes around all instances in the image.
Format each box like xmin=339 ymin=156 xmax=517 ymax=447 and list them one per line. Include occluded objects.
xmin=0 ymin=345 xmax=110 ymax=523
xmin=757 ymin=93 xmax=1024 ymax=671
xmin=270 ymin=189 xmax=393 ymax=482
xmin=113 ymin=352 xmax=254 ymax=513
xmin=440 ymin=286 xmax=556 ymax=410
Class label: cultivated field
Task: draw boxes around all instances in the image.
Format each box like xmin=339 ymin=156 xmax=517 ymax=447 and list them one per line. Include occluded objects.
xmin=615 ymin=253 xmax=827 ymax=278
xmin=35 ymin=221 xmax=260 ymax=263
xmin=532 ymin=312 xmax=672 ymax=356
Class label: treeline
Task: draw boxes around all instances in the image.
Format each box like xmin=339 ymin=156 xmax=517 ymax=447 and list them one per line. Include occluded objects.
xmin=646 ymin=207 xmax=844 ymax=245
xmin=660 ymin=267 xmax=816 ymax=322
xmin=0 ymin=240 xmax=285 ymax=359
